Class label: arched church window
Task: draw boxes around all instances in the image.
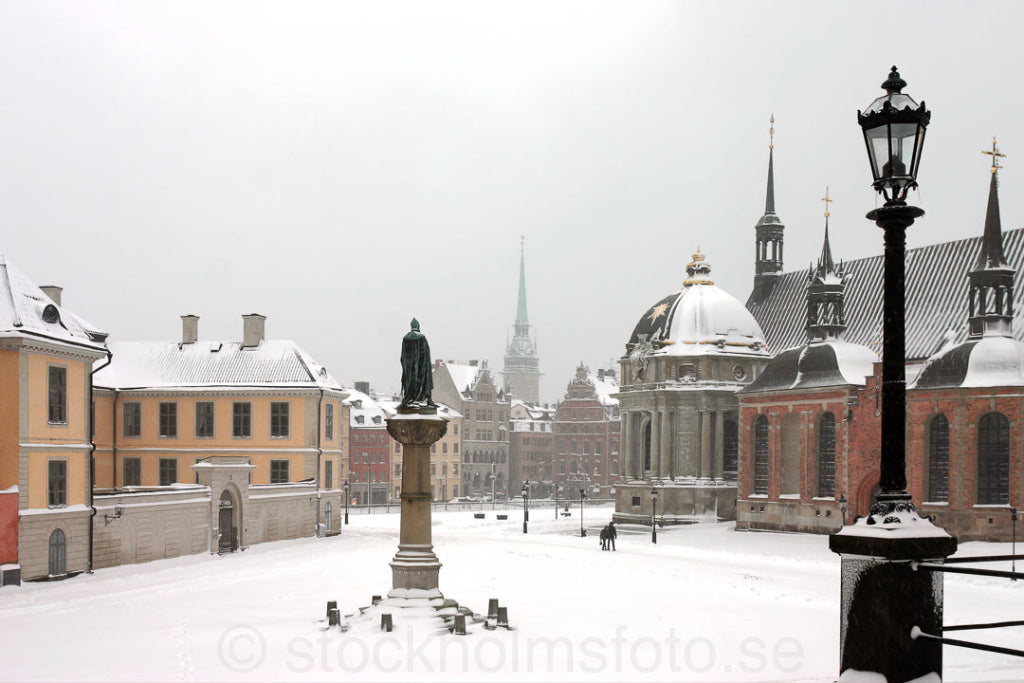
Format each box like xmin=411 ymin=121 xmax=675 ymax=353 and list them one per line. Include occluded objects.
xmin=753 ymin=415 xmax=769 ymax=495
xmin=927 ymin=415 xmax=949 ymax=502
xmin=978 ymin=412 xmax=1010 ymax=505
xmin=817 ymin=412 xmax=836 ymax=498
xmin=723 ymin=418 xmax=738 ymax=480
xmin=642 ymin=421 xmax=652 ymax=472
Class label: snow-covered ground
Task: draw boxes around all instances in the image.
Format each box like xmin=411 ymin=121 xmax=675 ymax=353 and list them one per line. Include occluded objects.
xmin=2 ymin=505 xmax=1023 ymax=682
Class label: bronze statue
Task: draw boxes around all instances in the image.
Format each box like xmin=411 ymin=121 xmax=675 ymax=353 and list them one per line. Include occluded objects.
xmin=399 ymin=318 xmax=437 ymax=413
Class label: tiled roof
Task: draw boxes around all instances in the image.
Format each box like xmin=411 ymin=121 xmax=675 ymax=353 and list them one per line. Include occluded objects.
xmin=0 ymin=255 xmax=107 ymax=353
xmin=95 ymin=340 xmax=342 ymax=390
xmin=745 ymin=227 xmax=1024 ymax=361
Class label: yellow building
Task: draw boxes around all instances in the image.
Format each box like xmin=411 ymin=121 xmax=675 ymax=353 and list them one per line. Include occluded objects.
xmin=92 ymin=314 xmax=349 ymax=558
xmin=0 ymin=262 xmax=109 ymax=581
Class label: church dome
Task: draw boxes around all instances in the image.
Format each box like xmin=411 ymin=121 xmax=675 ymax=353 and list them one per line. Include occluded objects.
xmin=914 ymin=335 xmax=1024 ymax=389
xmin=626 ymin=250 xmax=769 ymax=357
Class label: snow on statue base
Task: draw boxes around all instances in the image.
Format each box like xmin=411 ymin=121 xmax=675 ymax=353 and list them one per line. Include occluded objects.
xmin=830 ymin=494 xmax=957 ymax=683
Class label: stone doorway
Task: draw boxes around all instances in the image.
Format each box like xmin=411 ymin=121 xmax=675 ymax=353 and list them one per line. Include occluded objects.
xmin=218 ymin=490 xmax=238 ymax=553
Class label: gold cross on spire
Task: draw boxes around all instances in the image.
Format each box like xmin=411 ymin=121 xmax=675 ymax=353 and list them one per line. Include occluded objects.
xmin=983 ymin=136 xmax=1006 ymax=174
xmin=822 ymin=185 xmax=833 ymax=218
xmin=769 ymin=114 xmax=775 ymax=150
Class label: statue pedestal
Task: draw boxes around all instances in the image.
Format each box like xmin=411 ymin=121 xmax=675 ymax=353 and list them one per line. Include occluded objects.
xmin=386 ymin=412 xmax=448 ymax=608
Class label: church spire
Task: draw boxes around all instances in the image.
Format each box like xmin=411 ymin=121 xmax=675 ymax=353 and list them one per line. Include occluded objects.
xmin=968 ymin=139 xmax=1014 ymax=338
xmin=806 ymin=187 xmax=846 ymax=342
xmin=751 ymin=115 xmax=785 ymax=304
xmin=504 ymin=236 xmax=541 ymax=403
xmin=515 ymin=235 xmax=529 ymax=333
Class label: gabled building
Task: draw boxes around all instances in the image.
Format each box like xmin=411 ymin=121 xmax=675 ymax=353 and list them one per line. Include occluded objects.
xmin=432 ymin=359 xmax=510 ymax=498
xmin=0 ymin=266 xmax=108 ymax=581
xmin=552 ymin=365 xmax=620 ymax=498
xmin=509 ymin=400 xmax=556 ymax=496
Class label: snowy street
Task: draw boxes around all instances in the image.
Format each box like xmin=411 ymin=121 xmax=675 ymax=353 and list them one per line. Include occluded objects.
xmin=1 ymin=506 xmax=1023 ymax=682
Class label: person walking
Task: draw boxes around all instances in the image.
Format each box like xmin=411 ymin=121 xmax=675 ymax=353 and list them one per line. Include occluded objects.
xmin=607 ymin=521 xmax=617 ymax=551
xmin=599 ymin=525 xmax=609 ymax=550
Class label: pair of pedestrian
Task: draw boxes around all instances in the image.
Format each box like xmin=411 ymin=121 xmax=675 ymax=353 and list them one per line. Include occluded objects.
xmin=599 ymin=521 xmax=617 ymax=551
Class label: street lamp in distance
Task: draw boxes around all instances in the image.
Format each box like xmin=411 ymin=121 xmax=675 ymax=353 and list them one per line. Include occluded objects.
xmin=522 ymin=480 xmax=529 ymax=534
xmin=579 ymin=488 xmax=587 ymax=537
xmin=651 ymin=487 xmax=658 ymax=544
xmin=344 ymin=478 xmax=350 ymax=525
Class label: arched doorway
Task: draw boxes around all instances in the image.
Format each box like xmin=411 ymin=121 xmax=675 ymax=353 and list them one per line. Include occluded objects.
xmin=218 ymin=490 xmax=238 ymax=553
xmin=48 ymin=528 xmax=66 ymax=576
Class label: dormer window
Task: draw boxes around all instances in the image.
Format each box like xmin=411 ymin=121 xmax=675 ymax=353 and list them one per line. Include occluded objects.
xmin=42 ymin=304 xmax=60 ymax=325
xmin=372 ymin=416 xmax=381 ymax=425
xmin=355 ymin=415 xmax=365 ymax=424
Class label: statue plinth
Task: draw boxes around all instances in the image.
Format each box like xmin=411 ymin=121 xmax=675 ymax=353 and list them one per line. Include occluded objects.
xmin=385 ymin=412 xmax=449 ymax=607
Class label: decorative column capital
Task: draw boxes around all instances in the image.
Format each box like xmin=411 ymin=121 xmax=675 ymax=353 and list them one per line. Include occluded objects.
xmin=386 ymin=414 xmax=448 ymax=447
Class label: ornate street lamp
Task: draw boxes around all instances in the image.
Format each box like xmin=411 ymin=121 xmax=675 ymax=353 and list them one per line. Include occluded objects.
xmin=830 ymin=66 xmax=956 ymax=683
xmin=859 ymin=66 xmax=930 ymax=206
xmin=857 ymin=66 xmax=929 ymax=514
xmin=650 ymin=488 xmax=658 ymax=544
xmin=522 ymin=480 xmax=529 ymax=534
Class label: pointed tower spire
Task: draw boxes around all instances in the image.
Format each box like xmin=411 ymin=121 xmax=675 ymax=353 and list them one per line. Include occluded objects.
xmin=515 ymin=236 xmax=529 ymax=333
xmin=503 ymin=236 xmax=541 ymax=403
xmin=751 ymin=114 xmax=786 ymax=304
xmin=806 ymin=187 xmax=846 ymax=342
xmin=968 ymin=139 xmax=1014 ymax=338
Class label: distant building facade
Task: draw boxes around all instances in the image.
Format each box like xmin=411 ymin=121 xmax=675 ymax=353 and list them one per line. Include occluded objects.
xmin=552 ymin=365 xmax=620 ymax=498
xmin=346 ymin=386 xmax=390 ymax=505
xmin=432 ymin=360 xmax=510 ymax=498
xmin=509 ymin=401 xmax=556 ymax=496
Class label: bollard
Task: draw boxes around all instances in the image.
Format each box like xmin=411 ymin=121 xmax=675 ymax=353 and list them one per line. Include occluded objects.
xmin=371 ymin=595 xmax=382 ymax=605
xmin=381 ymin=613 xmax=393 ymax=632
xmin=453 ymin=614 xmax=467 ymax=635
xmin=497 ymin=606 xmax=509 ymax=629
xmin=326 ymin=600 xmax=337 ymax=619
xmin=487 ymin=598 xmax=499 ymax=620
xmin=328 ymin=608 xmax=340 ymax=627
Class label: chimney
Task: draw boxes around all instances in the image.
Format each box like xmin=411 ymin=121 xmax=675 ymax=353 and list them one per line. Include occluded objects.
xmin=355 ymin=381 xmax=370 ymax=395
xmin=242 ymin=313 xmax=266 ymax=347
xmin=40 ymin=286 xmax=62 ymax=306
xmin=181 ymin=315 xmax=199 ymax=344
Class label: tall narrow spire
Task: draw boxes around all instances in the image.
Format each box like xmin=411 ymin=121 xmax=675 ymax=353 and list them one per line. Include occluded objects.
xmin=765 ymin=115 xmax=776 ymax=214
xmin=968 ymin=140 xmax=1014 ymax=338
xmin=504 ymin=236 xmax=541 ymax=403
xmin=515 ymin=236 xmax=529 ymax=331
xmin=806 ymin=187 xmax=846 ymax=342
xmin=751 ymin=115 xmax=785 ymax=304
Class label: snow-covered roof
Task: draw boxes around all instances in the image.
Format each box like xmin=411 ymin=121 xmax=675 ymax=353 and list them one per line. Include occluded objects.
xmin=0 ymin=255 xmax=107 ymax=354
xmin=741 ymin=340 xmax=877 ymax=393
xmin=627 ymin=253 xmax=769 ymax=359
xmin=590 ymin=373 xmax=620 ymax=406
xmin=95 ymin=340 xmax=342 ymax=391
xmin=344 ymin=388 xmax=387 ymax=427
xmin=440 ymin=361 xmax=481 ymax=395
xmin=913 ymin=335 xmax=1024 ymax=389
xmin=379 ymin=399 xmax=462 ymax=420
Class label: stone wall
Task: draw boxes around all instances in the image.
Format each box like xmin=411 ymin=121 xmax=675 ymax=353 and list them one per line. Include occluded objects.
xmin=18 ymin=506 xmax=92 ymax=580
xmin=93 ymin=488 xmax=210 ymax=570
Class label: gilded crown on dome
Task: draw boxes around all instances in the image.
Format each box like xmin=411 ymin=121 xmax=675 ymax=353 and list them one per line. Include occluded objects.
xmin=684 ymin=247 xmax=715 ymax=287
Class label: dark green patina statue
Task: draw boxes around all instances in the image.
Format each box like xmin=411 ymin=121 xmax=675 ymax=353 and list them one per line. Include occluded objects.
xmin=399 ymin=318 xmax=438 ymax=413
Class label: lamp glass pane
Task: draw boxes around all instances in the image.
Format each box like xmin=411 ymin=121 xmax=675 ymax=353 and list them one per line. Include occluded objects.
xmin=890 ymin=122 xmax=918 ymax=178
xmin=864 ymin=125 xmax=889 ymax=180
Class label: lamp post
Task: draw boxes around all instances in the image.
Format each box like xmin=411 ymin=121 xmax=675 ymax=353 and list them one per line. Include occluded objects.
xmin=838 ymin=494 xmax=848 ymax=525
xmin=522 ymin=480 xmax=529 ymax=534
xmin=1012 ymin=507 xmax=1018 ymax=580
xmin=367 ymin=461 xmax=372 ymax=513
xmin=554 ymin=483 xmax=560 ymax=520
xmin=490 ymin=463 xmax=496 ymax=510
xmin=344 ymin=478 xmax=350 ymax=525
xmin=579 ymin=487 xmax=587 ymax=537
xmin=829 ymin=66 xmax=957 ymax=683
xmin=650 ymin=487 xmax=658 ymax=544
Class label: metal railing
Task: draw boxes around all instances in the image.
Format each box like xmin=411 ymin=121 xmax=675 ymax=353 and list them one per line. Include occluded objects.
xmin=913 ymin=555 xmax=1024 ymax=658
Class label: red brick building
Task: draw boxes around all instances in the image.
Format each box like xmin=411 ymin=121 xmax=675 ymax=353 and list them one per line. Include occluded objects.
xmin=346 ymin=385 xmax=390 ymax=505
xmin=553 ymin=364 xmax=620 ymax=498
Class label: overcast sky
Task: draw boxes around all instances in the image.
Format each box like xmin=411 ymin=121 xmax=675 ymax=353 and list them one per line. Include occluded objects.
xmin=2 ymin=1 xmax=1023 ymax=404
